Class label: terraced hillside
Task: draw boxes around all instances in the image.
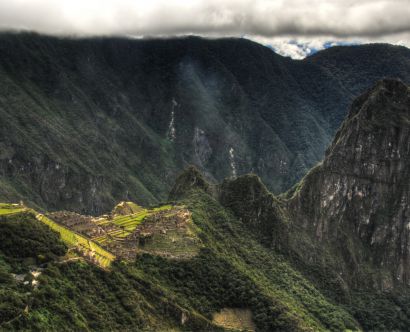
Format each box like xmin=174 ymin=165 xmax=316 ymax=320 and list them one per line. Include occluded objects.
xmin=0 ymin=210 xmax=216 ymax=331
xmin=0 ymin=203 xmax=115 ymax=268
xmin=0 ymin=195 xmax=362 ymax=331
xmin=1 ymin=200 xmax=202 ymax=267
xmin=34 ymin=214 xmax=115 ymax=268
xmin=0 ymin=203 xmax=25 ymax=216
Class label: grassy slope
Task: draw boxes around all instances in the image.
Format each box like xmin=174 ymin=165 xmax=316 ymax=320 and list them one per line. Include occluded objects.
xmin=0 ymin=191 xmax=362 ymax=331
xmin=0 ymin=212 xmax=218 ymax=331
xmin=136 ymin=189 xmax=360 ymax=331
xmin=35 ymin=214 xmax=115 ymax=268
xmin=0 ymin=202 xmax=177 ymax=268
xmin=1 ymin=185 xmax=405 ymax=330
xmin=0 ymin=204 xmax=115 ymax=268
xmin=217 ymin=169 xmax=410 ymax=331
xmin=93 ymin=209 xmax=149 ymax=241
xmin=170 ymin=164 xmax=410 ymax=331
xmin=0 ymin=203 xmax=25 ymax=216
xmin=2 ymin=178 xmax=406 ymax=330
xmin=93 ymin=204 xmax=173 ymax=245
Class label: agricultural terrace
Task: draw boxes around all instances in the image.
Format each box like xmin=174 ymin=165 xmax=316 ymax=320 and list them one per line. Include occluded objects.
xmin=92 ymin=203 xmax=173 ymax=244
xmin=0 ymin=203 xmax=115 ymax=268
xmin=34 ymin=213 xmax=115 ymax=268
xmin=0 ymin=203 xmax=25 ymax=216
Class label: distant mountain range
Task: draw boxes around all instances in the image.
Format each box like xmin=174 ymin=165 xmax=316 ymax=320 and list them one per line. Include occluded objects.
xmin=0 ymin=32 xmax=409 ymax=215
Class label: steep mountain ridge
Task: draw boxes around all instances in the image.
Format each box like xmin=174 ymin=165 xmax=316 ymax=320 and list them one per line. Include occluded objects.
xmin=167 ymin=79 xmax=410 ymax=330
xmin=1 ymin=33 xmax=410 ymax=214
xmin=288 ymin=79 xmax=410 ymax=289
xmin=214 ymin=79 xmax=410 ymax=290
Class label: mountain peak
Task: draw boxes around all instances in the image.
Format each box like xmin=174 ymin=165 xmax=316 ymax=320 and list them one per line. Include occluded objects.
xmin=219 ymin=174 xmax=289 ymax=248
xmin=375 ymin=77 xmax=408 ymax=92
xmin=289 ymin=79 xmax=410 ymax=288
xmin=168 ymin=166 xmax=212 ymax=200
xmin=369 ymin=78 xmax=409 ymax=105
xmin=327 ymin=79 xmax=409 ymax=164
xmin=346 ymin=78 xmax=409 ymax=121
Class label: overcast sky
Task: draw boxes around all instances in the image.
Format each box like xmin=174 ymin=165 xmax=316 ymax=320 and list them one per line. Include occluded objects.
xmin=0 ymin=0 xmax=409 ymax=59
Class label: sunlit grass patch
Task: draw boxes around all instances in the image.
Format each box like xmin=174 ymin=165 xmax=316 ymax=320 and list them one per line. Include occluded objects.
xmin=34 ymin=213 xmax=115 ymax=268
xmin=212 ymin=308 xmax=255 ymax=331
xmin=0 ymin=203 xmax=25 ymax=216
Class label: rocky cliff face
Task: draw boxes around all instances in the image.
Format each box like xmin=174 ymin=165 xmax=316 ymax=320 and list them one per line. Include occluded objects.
xmin=216 ymin=79 xmax=410 ymax=291
xmin=288 ymin=79 xmax=410 ymax=289
xmin=0 ymin=156 xmax=113 ymax=214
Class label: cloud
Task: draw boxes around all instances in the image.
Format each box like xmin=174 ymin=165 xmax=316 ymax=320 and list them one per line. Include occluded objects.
xmin=250 ymin=36 xmax=361 ymax=59
xmin=0 ymin=0 xmax=409 ymax=58
xmin=0 ymin=0 xmax=409 ymax=37
xmin=253 ymin=37 xmax=332 ymax=59
xmin=252 ymin=32 xmax=410 ymax=59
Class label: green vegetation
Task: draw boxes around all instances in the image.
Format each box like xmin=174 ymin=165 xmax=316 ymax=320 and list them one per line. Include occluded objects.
xmin=0 ymin=215 xmax=66 ymax=329
xmin=1 ymin=181 xmax=409 ymax=331
xmin=34 ymin=213 xmax=115 ymax=268
xmin=0 ymin=205 xmax=115 ymax=269
xmin=0 ymin=211 xmax=224 ymax=331
xmin=0 ymin=192 xmax=361 ymax=331
xmin=1 ymin=77 xmax=409 ymax=329
xmin=111 ymin=210 xmax=149 ymax=233
xmin=0 ymin=213 xmax=66 ymax=271
xmin=135 ymin=189 xmax=360 ymax=331
xmin=1 ymin=33 xmax=409 ymax=215
xmin=0 ymin=203 xmax=25 ymax=216
xmin=0 ymin=212 xmax=207 ymax=331
xmin=1 ymin=33 xmax=410 ymax=332
xmin=152 ymin=204 xmax=173 ymax=212
xmin=93 ymin=203 xmax=174 ymax=245
xmin=169 ymin=163 xmax=410 ymax=331
xmin=139 ymin=218 xmax=202 ymax=259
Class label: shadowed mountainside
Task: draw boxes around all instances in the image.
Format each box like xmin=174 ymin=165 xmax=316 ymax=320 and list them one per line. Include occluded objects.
xmin=0 ymin=33 xmax=410 ymax=214
xmin=214 ymin=79 xmax=410 ymax=290
xmin=170 ymin=79 xmax=410 ymax=330
xmin=288 ymin=79 xmax=410 ymax=290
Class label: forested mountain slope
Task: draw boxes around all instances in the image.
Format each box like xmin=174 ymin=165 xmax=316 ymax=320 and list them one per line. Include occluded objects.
xmin=0 ymin=33 xmax=409 ymax=214
xmin=216 ymin=79 xmax=410 ymax=331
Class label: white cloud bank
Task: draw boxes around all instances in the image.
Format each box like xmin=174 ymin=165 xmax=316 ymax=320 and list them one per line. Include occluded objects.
xmin=0 ymin=0 xmax=409 ymax=58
